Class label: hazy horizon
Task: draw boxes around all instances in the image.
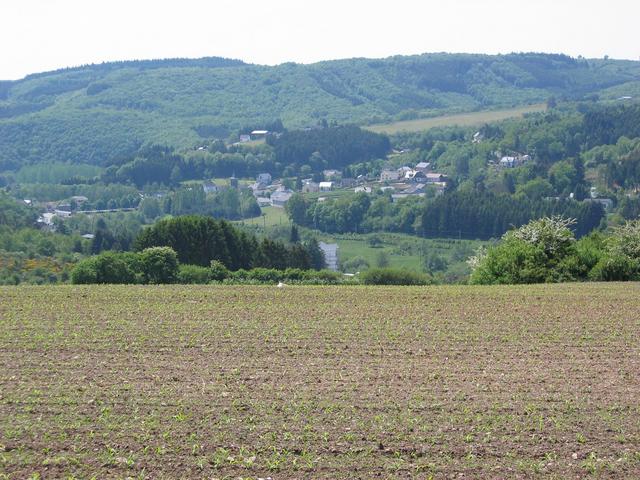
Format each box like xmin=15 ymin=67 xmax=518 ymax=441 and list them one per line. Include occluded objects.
xmin=2 ymin=0 xmax=640 ymax=81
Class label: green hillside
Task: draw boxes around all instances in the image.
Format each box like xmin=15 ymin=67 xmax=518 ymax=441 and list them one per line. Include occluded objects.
xmin=1 ymin=53 xmax=640 ymax=168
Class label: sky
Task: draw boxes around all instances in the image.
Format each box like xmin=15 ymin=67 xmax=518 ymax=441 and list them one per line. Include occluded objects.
xmin=2 ymin=0 xmax=639 ymax=80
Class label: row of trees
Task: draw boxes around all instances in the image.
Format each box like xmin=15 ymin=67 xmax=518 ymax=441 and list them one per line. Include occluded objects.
xmin=139 ymin=187 xmax=261 ymax=221
xmin=285 ymin=189 xmax=604 ymax=240
xmin=133 ymin=215 xmax=325 ymax=271
xmin=420 ymin=190 xmax=604 ymax=240
xmin=286 ymin=192 xmax=425 ymax=235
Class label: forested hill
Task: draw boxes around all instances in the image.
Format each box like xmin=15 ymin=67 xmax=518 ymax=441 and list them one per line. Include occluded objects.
xmin=1 ymin=52 xmax=640 ymax=167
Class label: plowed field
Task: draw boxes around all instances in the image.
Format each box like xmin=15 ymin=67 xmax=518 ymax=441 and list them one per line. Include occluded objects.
xmin=1 ymin=284 xmax=639 ymax=479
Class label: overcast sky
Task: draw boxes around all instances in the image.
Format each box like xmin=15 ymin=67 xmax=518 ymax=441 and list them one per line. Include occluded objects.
xmin=2 ymin=0 xmax=639 ymax=80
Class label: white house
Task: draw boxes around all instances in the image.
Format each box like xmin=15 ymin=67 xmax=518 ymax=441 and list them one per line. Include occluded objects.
xmin=499 ymin=156 xmax=518 ymax=168
xmin=472 ymin=131 xmax=485 ymax=143
xmin=499 ymin=155 xmax=529 ymax=168
xmin=203 ymin=181 xmax=218 ymax=194
xmin=256 ymin=173 xmax=272 ymax=185
xmin=250 ymin=130 xmax=269 ymax=140
xmin=39 ymin=212 xmax=56 ymax=226
xmin=319 ymin=242 xmax=339 ymax=271
xmin=319 ymin=181 xmax=334 ymax=192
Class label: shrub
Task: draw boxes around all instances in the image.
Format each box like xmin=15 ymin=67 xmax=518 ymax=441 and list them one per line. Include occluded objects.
xmin=589 ymin=254 xmax=640 ymax=281
xmin=608 ymin=220 xmax=640 ymax=260
xmin=470 ymin=238 xmax=549 ymax=284
xmin=71 ymin=252 xmax=139 ymax=284
xmin=283 ymin=268 xmax=305 ymax=281
xmin=93 ymin=252 xmax=137 ymax=284
xmin=469 ymin=216 xmax=581 ymax=284
xmin=177 ymin=264 xmax=211 ymax=284
xmin=361 ymin=268 xmax=431 ymax=285
xmin=71 ymin=258 xmax=98 ymax=284
xmin=340 ymin=256 xmax=369 ymax=273
xmin=140 ymin=247 xmax=178 ymax=284
xmin=210 ymin=260 xmax=230 ymax=282
xmin=305 ymin=269 xmax=342 ymax=283
xmin=246 ymin=268 xmax=284 ymax=283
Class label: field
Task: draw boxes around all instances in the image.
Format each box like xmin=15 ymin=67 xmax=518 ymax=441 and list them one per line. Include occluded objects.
xmin=1 ymin=284 xmax=639 ymax=479
xmin=324 ymin=234 xmax=481 ymax=273
xmin=241 ymin=206 xmax=289 ymax=229
xmin=366 ymin=103 xmax=547 ymax=134
xmin=237 ymin=213 xmax=480 ymax=273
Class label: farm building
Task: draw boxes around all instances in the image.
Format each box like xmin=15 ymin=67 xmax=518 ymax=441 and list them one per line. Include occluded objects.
xmin=319 ymin=182 xmax=334 ymax=192
xmin=255 ymin=197 xmax=271 ymax=207
xmin=256 ymin=173 xmax=272 ymax=185
xmin=425 ymin=173 xmax=447 ymax=183
xmin=404 ymin=170 xmax=427 ymax=182
xmin=380 ymin=169 xmax=400 ymax=182
xmin=302 ymin=181 xmax=320 ymax=193
xmin=271 ymin=188 xmax=294 ymax=207
xmin=340 ymin=178 xmax=357 ymax=188
xmin=319 ymin=242 xmax=339 ymax=271
xmin=250 ymin=181 xmax=269 ymax=196
xmin=203 ymin=181 xmax=218 ymax=194
xmin=250 ymin=130 xmax=269 ymax=140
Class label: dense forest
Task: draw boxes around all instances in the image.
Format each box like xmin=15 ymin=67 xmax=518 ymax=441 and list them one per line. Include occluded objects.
xmin=1 ymin=53 xmax=640 ymax=168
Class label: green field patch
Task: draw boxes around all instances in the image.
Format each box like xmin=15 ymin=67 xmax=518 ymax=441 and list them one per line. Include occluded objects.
xmin=366 ymin=103 xmax=547 ymax=134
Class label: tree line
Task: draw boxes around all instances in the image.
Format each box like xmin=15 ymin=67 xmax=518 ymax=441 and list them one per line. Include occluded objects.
xmin=285 ymin=189 xmax=605 ymax=240
xmin=420 ymin=190 xmax=604 ymax=240
xmin=134 ymin=215 xmax=324 ymax=271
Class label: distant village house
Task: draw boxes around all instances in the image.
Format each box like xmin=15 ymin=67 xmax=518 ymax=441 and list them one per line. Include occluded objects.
xmin=250 ymin=130 xmax=269 ymax=140
xmin=319 ymin=181 xmax=334 ymax=192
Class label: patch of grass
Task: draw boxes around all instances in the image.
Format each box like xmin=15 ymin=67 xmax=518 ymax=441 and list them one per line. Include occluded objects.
xmin=366 ymin=103 xmax=547 ymax=134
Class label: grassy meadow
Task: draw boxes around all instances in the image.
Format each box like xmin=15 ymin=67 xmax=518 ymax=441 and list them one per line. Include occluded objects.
xmin=1 ymin=283 xmax=639 ymax=479
xmin=366 ymin=103 xmax=547 ymax=134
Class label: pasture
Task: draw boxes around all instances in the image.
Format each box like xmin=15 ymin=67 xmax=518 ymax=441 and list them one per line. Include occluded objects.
xmin=366 ymin=103 xmax=547 ymax=134
xmin=0 ymin=283 xmax=639 ymax=479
